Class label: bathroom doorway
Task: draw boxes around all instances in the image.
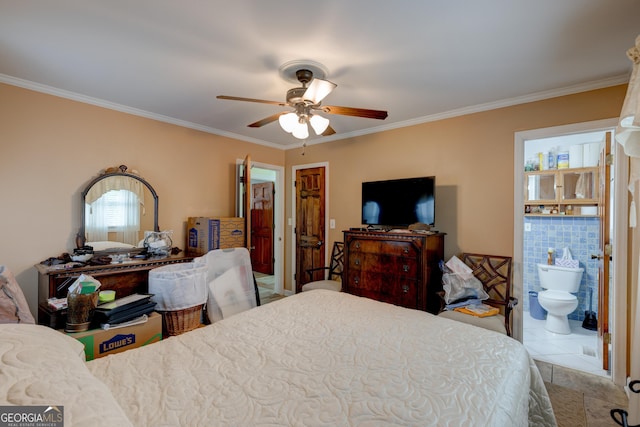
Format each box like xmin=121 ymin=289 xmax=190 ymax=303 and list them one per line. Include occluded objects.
xmin=514 ymin=119 xmax=628 ymax=386
xmin=236 ymin=159 xmax=284 ymax=298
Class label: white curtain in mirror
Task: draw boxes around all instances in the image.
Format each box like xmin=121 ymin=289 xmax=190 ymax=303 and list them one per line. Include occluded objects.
xmin=85 ymin=189 xmax=141 ymax=246
xmin=85 ymin=197 xmax=109 ymax=243
xmin=121 ymin=189 xmax=140 ymax=245
xmin=85 ymin=176 xmax=145 ymax=207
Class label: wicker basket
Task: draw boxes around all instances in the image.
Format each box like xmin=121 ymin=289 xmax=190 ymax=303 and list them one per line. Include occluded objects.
xmin=159 ymin=304 xmax=204 ymax=336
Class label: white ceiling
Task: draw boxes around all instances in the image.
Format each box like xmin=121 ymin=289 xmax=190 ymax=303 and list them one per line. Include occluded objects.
xmin=1 ymin=1 xmax=639 ymax=148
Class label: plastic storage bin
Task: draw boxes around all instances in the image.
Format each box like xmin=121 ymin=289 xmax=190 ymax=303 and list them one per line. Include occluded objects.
xmin=529 ymin=291 xmax=547 ymax=320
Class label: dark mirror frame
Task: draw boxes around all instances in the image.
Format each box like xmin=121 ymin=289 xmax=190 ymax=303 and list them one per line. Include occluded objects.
xmin=76 ymin=165 xmax=159 ymax=249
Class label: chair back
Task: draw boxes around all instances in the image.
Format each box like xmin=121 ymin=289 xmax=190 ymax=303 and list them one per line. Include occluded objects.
xmin=460 ymin=253 xmax=516 ymax=336
xmin=327 ymin=242 xmax=345 ymax=281
xmin=195 ymin=248 xmax=259 ymax=322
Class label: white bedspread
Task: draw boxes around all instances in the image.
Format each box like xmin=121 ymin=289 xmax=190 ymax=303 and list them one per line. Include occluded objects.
xmin=88 ymin=290 xmax=556 ymax=426
xmin=0 ymin=324 xmax=133 ymax=427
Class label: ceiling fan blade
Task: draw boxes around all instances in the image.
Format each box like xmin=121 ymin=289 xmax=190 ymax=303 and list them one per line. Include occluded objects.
xmin=322 ymin=125 xmax=336 ymax=136
xmin=217 ymin=95 xmax=285 ymax=106
xmin=321 ymin=105 xmax=388 ymax=120
xmin=248 ymin=112 xmax=285 ymax=128
xmin=303 ymin=78 xmax=336 ymax=104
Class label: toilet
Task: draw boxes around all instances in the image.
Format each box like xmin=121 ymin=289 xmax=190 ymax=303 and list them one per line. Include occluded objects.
xmin=536 ymin=264 xmax=584 ymax=334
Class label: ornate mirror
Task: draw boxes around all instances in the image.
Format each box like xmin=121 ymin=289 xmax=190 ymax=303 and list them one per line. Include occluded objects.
xmin=77 ymin=165 xmax=159 ymax=251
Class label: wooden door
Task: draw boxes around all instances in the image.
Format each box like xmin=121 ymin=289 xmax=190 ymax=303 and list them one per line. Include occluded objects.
xmin=295 ymin=167 xmax=326 ymax=293
xmin=251 ymin=181 xmax=274 ymax=274
xmin=597 ymin=132 xmax=612 ymax=371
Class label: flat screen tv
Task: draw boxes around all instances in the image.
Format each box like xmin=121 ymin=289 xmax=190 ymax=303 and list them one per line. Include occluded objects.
xmin=362 ymin=176 xmax=435 ymax=227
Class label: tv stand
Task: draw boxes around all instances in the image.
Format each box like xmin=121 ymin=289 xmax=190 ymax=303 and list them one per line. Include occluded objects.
xmin=342 ymin=229 xmax=445 ymax=314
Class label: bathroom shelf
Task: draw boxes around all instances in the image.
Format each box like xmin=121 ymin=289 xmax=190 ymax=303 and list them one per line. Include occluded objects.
xmin=524 ymin=167 xmax=599 ymax=216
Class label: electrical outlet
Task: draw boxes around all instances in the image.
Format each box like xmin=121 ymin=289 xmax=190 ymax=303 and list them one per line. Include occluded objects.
xmin=524 ymin=223 xmax=531 ymax=231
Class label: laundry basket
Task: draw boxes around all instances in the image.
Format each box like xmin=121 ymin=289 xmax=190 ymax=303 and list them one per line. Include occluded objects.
xmin=149 ymin=262 xmax=208 ymax=336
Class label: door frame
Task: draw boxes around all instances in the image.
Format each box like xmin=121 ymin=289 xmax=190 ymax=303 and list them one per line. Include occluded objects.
xmin=235 ymin=159 xmax=284 ymax=295
xmin=513 ymin=117 xmax=628 ymax=386
xmin=291 ymin=162 xmax=329 ymax=295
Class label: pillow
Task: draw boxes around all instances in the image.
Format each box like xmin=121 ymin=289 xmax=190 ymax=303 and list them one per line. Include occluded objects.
xmin=86 ymin=241 xmax=136 ymax=251
xmin=0 ymin=265 xmax=35 ymax=324
xmin=0 ymin=324 xmax=133 ymax=426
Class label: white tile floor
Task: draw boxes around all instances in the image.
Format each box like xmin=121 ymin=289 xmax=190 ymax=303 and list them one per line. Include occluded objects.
xmin=523 ymin=310 xmax=609 ymax=378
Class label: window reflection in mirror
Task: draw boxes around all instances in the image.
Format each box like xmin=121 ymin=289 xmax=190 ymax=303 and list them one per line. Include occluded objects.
xmin=79 ymin=166 xmax=158 ymax=250
xmin=85 ymin=177 xmax=154 ymax=246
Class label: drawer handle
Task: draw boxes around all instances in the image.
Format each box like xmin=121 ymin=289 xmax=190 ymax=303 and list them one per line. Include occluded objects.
xmin=353 ymin=277 xmax=359 ymax=285
xmin=403 ymin=247 xmax=409 ymax=253
xmin=403 ymin=265 xmax=409 ymax=272
xmin=402 ymin=284 xmax=409 ymax=293
xmin=355 ymin=258 xmax=360 ymax=266
xmin=355 ymin=242 xmax=360 ymax=249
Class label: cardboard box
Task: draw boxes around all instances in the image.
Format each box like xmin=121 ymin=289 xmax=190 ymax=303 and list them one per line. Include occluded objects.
xmin=64 ymin=312 xmax=162 ymax=360
xmin=187 ymin=217 xmax=245 ymax=255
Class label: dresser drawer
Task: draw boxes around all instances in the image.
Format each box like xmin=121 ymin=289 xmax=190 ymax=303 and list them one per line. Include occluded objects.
xmin=348 ymin=253 xmax=418 ymax=276
xmin=346 ymin=271 xmax=418 ymax=309
xmin=350 ymin=239 xmax=418 ymax=257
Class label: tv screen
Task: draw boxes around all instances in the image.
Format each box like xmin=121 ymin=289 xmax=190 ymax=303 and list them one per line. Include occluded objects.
xmin=362 ymin=176 xmax=435 ymax=227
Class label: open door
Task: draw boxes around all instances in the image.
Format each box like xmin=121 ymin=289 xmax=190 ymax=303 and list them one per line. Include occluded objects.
xmin=241 ymin=155 xmax=252 ymax=251
xmin=596 ymin=132 xmax=612 ymax=371
xmin=295 ymin=166 xmax=326 ymax=293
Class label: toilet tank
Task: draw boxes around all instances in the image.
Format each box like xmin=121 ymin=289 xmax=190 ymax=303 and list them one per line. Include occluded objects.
xmin=537 ymin=264 xmax=584 ymax=292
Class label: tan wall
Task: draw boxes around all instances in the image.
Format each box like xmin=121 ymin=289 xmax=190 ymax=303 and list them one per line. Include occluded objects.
xmin=0 ymin=83 xmax=284 ymax=315
xmin=284 ymin=85 xmax=627 ymax=292
xmin=1 ymin=82 xmax=628 ymax=316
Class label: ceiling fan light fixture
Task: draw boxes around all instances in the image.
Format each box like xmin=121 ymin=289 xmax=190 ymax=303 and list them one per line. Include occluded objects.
xmin=292 ymin=121 xmax=309 ymax=139
xmin=303 ymin=78 xmax=337 ymax=104
xmin=219 ymin=60 xmax=388 ymax=139
xmin=309 ymin=114 xmax=330 ymax=135
xmin=278 ymin=112 xmax=298 ymax=133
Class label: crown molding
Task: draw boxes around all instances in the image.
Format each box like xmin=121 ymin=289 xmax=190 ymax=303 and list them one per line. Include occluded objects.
xmin=1 ymin=73 xmax=628 ymax=151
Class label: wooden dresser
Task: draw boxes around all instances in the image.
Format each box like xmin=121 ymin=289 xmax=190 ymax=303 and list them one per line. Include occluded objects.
xmin=36 ymin=255 xmax=193 ymax=326
xmin=342 ymin=230 xmax=445 ymax=314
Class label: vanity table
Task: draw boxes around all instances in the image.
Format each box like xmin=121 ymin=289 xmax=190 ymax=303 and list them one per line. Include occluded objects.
xmin=36 ymin=256 xmax=193 ymax=326
xmin=37 ymin=164 xmax=193 ymax=327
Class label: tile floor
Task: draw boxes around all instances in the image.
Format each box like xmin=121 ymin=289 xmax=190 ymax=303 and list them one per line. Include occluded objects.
xmin=523 ymin=310 xmax=609 ymax=378
xmin=536 ymin=359 xmax=628 ymax=427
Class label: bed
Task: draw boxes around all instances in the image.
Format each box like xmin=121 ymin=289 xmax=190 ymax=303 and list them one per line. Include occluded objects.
xmin=1 ymin=290 xmax=556 ymax=426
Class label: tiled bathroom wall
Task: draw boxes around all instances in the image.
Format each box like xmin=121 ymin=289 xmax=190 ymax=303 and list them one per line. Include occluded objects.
xmin=523 ymin=216 xmax=600 ymax=321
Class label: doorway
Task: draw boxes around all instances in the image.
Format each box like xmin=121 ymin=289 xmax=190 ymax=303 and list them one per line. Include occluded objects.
xmin=236 ymin=159 xmax=284 ymax=297
xmin=514 ymin=118 xmax=628 ymax=387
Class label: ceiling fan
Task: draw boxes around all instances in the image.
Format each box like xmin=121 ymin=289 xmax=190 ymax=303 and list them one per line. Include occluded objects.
xmin=217 ymin=65 xmax=388 ymax=139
